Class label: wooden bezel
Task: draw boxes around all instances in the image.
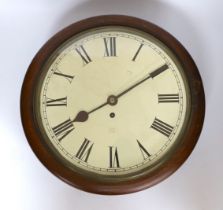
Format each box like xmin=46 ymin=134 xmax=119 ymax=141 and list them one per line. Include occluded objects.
xmin=20 ymin=15 xmax=205 ymax=195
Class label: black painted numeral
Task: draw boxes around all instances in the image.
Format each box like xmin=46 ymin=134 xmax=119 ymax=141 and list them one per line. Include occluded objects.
xmin=109 ymin=146 xmax=120 ymax=168
xmin=75 ymin=45 xmax=92 ymax=65
xmin=158 ymin=94 xmax=179 ymax=103
xmin=132 ymin=43 xmax=143 ymax=61
xmin=151 ymin=118 xmax=173 ymax=137
xmin=52 ymin=119 xmax=74 ymax=141
xmin=137 ymin=140 xmax=151 ymax=160
xmin=104 ymin=37 xmax=116 ymax=57
xmin=75 ymin=138 xmax=93 ymax=162
xmin=53 ymin=71 xmax=74 ymax=83
xmin=46 ymin=97 xmax=67 ymax=107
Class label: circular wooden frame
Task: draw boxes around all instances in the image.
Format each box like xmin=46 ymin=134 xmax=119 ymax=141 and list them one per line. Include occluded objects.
xmin=21 ymin=15 xmax=205 ymax=195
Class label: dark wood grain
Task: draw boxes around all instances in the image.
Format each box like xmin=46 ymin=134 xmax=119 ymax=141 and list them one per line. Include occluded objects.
xmin=20 ymin=15 xmax=205 ymax=195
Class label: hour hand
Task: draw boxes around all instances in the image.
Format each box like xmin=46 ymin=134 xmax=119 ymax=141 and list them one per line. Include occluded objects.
xmin=73 ymin=95 xmax=119 ymax=122
xmin=73 ymin=111 xmax=89 ymax=122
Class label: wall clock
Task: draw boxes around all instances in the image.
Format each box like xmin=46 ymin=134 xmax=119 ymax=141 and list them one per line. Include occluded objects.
xmin=21 ymin=15 xmax=205 ymax=194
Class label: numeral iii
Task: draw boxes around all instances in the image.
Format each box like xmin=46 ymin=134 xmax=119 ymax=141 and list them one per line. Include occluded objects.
xmin=158 ymin=94 xmax=179 ymax=103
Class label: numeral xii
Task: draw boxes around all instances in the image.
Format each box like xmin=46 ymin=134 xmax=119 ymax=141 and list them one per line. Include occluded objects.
xmin=104 ymin=37 xmax=116 ymax=57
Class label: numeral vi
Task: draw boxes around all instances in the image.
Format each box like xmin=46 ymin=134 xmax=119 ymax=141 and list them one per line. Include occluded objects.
xmin=109 ymin=146 xmax=120 ymax=168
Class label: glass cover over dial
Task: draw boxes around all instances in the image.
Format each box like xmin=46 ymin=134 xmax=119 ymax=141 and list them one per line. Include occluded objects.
xmin=35 ymin=27 xmax=190 ymax=178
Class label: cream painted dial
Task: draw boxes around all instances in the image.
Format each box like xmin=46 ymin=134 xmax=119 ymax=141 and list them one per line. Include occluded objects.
xmin=36 ymin=27 xmax=189 ymax=176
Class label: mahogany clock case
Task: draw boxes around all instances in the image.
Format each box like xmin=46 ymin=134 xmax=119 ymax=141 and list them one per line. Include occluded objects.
xmin=20 ymin=15 xmax=205 ymax=195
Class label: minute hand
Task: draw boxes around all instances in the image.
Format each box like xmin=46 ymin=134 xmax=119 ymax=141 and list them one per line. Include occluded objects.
xmin=116 ymin=64 xmax=168 ymax=98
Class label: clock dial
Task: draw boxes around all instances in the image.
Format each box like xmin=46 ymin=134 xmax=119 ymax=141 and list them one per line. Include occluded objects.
xmin=35 ymin=27 xmax=190 ymax=177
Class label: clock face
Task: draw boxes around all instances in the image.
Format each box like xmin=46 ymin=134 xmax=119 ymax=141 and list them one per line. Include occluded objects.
xmin=35 ymin=26 xmax=190 ymax=178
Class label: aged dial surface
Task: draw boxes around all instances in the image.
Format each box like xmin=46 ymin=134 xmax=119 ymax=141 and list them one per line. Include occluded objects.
xmin=36 ymin=27 xmax=190 ymax=176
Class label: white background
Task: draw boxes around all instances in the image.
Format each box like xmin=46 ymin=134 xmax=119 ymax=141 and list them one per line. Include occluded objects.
xmin=0 ymin=0 xmax=222 ymax=209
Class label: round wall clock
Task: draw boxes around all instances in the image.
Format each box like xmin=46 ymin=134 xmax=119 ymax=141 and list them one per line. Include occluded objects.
xmin=21 ymin=15 xmax=205 ymax=194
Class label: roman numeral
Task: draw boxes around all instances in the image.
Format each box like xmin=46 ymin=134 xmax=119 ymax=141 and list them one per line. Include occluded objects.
xmin=150 ymin=64 xmax=169 ymax=78
xmin=151 ymin=118 xmax=174 ymax=137
xmin=109 ymin=146 xmax=120 ymax=168
xmin=104 ymin=37 xmax=116 ymax=57
xmin=75 ymin=45 xmax=92 ymax=65
xmin=132 ymin=43 xmax=143 ymax=61
xmin=52 ymin=119 xmax=74 ymax=141
xmin=158 ymin=94 xmax=179 ymax=103
xmin=53 ymin=70 xmax=74 ymax=83
xmin=75 ymin=138 xmax=93 ymax=162
xmin=137 ymin=140 xmax=151 ymax=160
xmin=46 ymin=97 xmax=67 ymax=107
